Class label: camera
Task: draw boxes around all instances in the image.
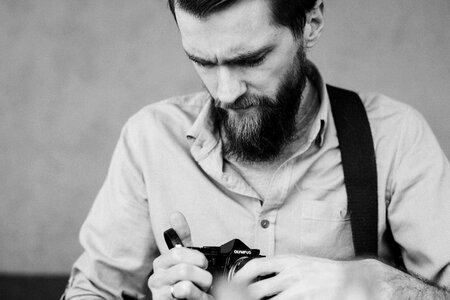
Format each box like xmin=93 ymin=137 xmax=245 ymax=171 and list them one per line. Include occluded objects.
xmin=164 ymin=228 xmax=264 ymax=281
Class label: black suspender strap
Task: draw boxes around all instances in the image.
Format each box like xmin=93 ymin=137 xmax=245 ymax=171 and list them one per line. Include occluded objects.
xmin=326 ymin=85 xmax=378 ymax=257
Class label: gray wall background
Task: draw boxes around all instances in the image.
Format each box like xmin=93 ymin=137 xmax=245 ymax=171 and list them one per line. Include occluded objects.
xmin=1 ymin=0 xmax=449 ymax=274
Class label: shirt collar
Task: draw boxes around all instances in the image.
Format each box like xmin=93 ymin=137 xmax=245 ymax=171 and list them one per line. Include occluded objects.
xmin=186 ymin=96 xmax=221 ymax=162
xmin=305 ymin=61 xmax=329 ymax=147
xmin=185 ymin=60 xmax=331 ymax=160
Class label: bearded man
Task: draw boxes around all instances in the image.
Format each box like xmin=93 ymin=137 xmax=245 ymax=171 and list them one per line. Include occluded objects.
xmin=64 ymin=0 xmax=450 ymax=299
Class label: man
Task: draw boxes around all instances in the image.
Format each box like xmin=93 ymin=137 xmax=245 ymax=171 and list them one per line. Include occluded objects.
xmin=64 ymin=0 xmax=450 ymax=299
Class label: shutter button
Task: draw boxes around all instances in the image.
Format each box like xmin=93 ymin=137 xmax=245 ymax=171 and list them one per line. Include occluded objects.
xmin=260 ymin=219 xmax=270 ymax=229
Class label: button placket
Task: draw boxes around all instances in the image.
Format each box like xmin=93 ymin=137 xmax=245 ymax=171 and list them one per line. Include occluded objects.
xmin=254 ymin=211 xmax=277 ymax=256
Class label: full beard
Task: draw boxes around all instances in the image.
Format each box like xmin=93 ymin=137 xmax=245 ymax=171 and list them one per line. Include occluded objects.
xmin=213 ymin=46 xmax=308 ymax=164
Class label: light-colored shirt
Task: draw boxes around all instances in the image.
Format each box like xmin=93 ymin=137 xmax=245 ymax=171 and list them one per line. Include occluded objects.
xmin=65 ymin=64 xmax=450 ymax=299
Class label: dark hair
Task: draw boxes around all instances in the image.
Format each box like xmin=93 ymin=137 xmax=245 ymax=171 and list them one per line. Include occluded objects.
xmin=168 ymin=0 xmax=319 ymax=38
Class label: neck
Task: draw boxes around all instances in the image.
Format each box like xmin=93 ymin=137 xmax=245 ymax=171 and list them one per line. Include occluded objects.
xmin=294 ymin=78 xmax=321 ymax=143
xmin=270 ymin=78 xmax=320 ymax=161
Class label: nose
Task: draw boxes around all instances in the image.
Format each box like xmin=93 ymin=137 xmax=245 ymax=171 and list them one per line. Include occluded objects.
xmin=215 ymin=66 xmax=246 ymax=105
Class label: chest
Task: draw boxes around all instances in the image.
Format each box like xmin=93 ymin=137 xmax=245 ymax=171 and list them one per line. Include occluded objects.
xmin=147 ymin=143 xmax=354 ymax=260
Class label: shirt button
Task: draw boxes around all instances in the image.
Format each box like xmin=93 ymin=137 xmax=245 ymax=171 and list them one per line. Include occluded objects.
xmin=260 ymin=219 xmax=270 ymax=229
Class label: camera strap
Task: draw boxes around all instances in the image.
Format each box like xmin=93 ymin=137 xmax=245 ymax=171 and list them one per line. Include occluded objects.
xmin=326 ymin=85 xmax=378 ymax=257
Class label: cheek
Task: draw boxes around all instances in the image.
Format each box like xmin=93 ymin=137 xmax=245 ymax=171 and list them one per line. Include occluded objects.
xmin=245 ymin=63 xmax=290 ymax=97
xmin=256 ymin=49 xmax=299 ymax=93
xmin=245 ymin=51 xmax=299 ymax=97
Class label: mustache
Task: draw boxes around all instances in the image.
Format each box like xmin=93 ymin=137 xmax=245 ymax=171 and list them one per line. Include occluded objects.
xmin=214 ymin=94 xmax=274 ymax=110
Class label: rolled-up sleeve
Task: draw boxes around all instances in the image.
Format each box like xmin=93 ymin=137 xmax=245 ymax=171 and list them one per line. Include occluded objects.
xmin=389 ymin=107 xmax=450 ymax=288
xmin=65 ymin=120 xmax=158 ymax=299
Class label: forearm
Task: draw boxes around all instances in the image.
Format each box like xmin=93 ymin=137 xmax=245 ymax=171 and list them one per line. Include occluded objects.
xmin=388 ymin=270 xmax=449 ymax=299
xmin=367 ymin=259 xmax=450 ymax=299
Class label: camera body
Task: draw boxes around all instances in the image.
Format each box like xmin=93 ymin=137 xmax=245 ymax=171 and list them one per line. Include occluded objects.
xmin=190 ymin=239 xmax=264 ymax=280
xmin=164 ymin=228 xmax=264 ymax=281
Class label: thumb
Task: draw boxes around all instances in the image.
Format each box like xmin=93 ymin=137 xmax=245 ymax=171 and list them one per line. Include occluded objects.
xmin=169 ymin=211 xmax=193 ymax=247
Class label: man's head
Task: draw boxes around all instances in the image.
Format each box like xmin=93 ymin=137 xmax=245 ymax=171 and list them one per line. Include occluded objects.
xmin=170 ymin=0 xmax=324 ymax=163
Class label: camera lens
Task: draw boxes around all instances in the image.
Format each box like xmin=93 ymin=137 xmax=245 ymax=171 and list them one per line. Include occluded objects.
xmin=227 ymin=257 xmax=253 ymax=281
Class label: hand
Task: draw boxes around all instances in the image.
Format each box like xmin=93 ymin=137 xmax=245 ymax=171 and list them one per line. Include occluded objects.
xmin=232 ymin=255 xmax=382 ymax=300
xmin=213 ymin=278 xmax=257 ymax=300
xmin=148 ymin=212 xmax=213 ymax=300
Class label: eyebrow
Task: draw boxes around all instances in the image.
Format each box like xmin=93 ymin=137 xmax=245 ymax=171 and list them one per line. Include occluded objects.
xmin=184 ymin=45 xmax=274 ymax=66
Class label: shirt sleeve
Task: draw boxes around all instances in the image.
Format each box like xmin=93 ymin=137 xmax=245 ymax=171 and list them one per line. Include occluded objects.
xmin=389 ymin=106 xmax=450 ymax=288
xmin=64 ymin=120 xmax=158 ymax=299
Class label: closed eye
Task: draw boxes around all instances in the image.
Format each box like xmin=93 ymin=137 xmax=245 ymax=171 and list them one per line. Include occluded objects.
xmin=192 ymin=59 xmax=215 ymax=68
xmin=186 ymin=45 xmax=273 ymax=69
xmin=235 ymin=55 xmax=266 ymax=67
xmin=193 ymin=55 xmax=266 ymax=68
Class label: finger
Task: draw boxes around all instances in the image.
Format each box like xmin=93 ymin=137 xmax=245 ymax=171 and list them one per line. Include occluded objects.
xmin=153 ymin=247 xmax=208 ymax=270
xmin=170 ymin=211 xmax=193 ymax=247
xmin=149 ymin=263 xmax=213 ymax=292
xmin=172 ymin=280 xmax=213 ymax=300
xmin=232 ymin=257 xmax=287 ymax=285
xmin=247 ymin=274 xmax=285 ymax=300
xmin=170 ymin=263 xmax=213 ymax=291
xmin=213 ymin=279 xmax=257 ymax=300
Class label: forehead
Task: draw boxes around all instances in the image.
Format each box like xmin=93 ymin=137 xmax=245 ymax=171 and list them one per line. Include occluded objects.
xmin=175 ymin=0 xmax=289 ymax=58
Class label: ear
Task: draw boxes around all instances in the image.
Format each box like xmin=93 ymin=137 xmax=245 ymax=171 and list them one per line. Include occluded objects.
xmin=303 ymin=0 xmax=324 ymax=49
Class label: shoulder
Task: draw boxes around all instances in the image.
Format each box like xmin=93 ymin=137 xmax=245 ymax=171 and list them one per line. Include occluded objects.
xmin=122 ymin=91 xmax=210 ymax=139
xmin=357 ymin=92 xmax=430 ymax=145
xmin=355 ymin=92 xmax=445 ymax=186
xmin=358 ymin=92 xmax=421 ymax=124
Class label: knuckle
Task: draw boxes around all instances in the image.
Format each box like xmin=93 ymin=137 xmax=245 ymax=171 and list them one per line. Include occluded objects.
xmin=152 ymin=256 xmax=162 ymax=270
xmin=171 ymin=248 xmax=183 ymax=262
xmin=201 ymin=255 xmax=209 ymax=268
xmin=205 ymin=271 xmax=213 ymax=287
xmin=147 ymin=275 xmax=155 ymax=288
xmin=147 ymin=271 xmax=163 ymax=289
xmin=191 ymin=249 xmax=206 ymax=265
xmin=177 ymin=263 xmax=192 ymax=278
xmin=178 ymin=280 xmax=195 ymax=297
